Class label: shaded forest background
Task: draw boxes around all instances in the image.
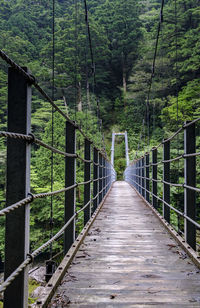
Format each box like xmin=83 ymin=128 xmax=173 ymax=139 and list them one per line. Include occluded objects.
xmin=0 ymin=0 xmax=200 ymax=254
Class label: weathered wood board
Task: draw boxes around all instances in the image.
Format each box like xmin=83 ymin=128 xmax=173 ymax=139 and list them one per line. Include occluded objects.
xmin=48 ymin=181 xmax=200 ymax=307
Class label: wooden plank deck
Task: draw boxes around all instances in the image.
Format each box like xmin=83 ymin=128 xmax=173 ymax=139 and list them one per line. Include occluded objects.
xmin=48 ymin=181 xmax=200 ymax=307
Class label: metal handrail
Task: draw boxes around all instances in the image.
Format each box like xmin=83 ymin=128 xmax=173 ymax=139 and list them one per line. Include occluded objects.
xmin=124 ymin=120 xmax=199 ymax=254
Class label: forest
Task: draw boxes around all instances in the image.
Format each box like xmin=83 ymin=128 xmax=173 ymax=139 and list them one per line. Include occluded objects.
xmin=0 ymin=0 xmax=200 ymax=256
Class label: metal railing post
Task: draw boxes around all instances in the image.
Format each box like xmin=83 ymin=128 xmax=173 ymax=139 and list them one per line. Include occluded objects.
xmin=103 ymin=156 xmax=106 ymax=198
xmin=142 ymin=157 xmax=145 ymax=197
xmin=139 ymin=159 xmax=142 ymax=195
xmin=105 ymin=160 xmax=108 ymax=194
xmin=138 ymin=160 xmax=140 ymax=193
xmin=99 ymin=153 xmax=103 ymax=204
xmin=184 ymin=122 xmax=196 ymax=250
xmin=84 ymin=139 xmax=91 ymax=225
xmin=145 ymin=153 xmax=150 ymax=202
xmin=93 ymin=147 xmax=99 ymax=211
xmin=108 ymin=163 xmax=111 ymax=190
xmin=163 ymin=140 xmax=170 ymax=223
xmin=4 ymin=67 xmax=31 ymax=308
xmin=136 ymin=160 xmax=139 ymax=191
xmin=152 ymin=147 xmax=157 ymax=208
xmin=64 ymin=121 xmax=76 ymax=253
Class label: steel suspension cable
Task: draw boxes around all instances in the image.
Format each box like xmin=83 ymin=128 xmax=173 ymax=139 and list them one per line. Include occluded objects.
xmin=74 ymin=0 xmax=78 ymax=120
xmin=83 ymin=0 xmax=95 ymax=85
xmin=50 ymin=0 xmax=55 ymax=261
xmin=175 ymin=0 xmax=181 ymax=232
xmin=83 ymin=0 xmax=102 ymax=142
xmin=145 ymin=0 xmax=165 ymax=149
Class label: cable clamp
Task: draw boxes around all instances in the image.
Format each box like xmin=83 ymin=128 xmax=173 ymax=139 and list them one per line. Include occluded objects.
xmin=29 ymin=74 xmax=37 ymax=85
xmin=27 ymin=253 xmax=34 ymax=263
xmin=28 ymin=133 xmax=36 ymax=144
xmin=27 ymin=192 xmax=34 ymax=202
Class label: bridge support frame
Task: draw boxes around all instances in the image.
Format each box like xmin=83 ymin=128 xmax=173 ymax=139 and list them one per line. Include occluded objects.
xmin=64 ymin=122 xmax=76 ymax=253
xmin=163 ymin=140 xmax=170 ymax=223
xmin=184 ymin=122 xmax=196 ymax=250
xmin=4 ymin=67 xmax=31 ymax=308
xmin=111 ymin=131 xmax=129 ymax=168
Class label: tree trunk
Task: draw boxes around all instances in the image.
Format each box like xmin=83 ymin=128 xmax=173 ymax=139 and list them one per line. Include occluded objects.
xmin=86 ymin=79 xmax=90 ymax=110
xmin=77 ymin=81 xmax=82 ymax=112
xmin=123 ymin=66 xmax=127 ymax=94
xmin=122 ymin=52 xmax=127 ymax=107
xmin=122 ymin=64 xmax=127 ymax=107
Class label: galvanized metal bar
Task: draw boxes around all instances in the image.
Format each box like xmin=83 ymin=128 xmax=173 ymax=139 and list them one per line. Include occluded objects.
xmin=142 ymin=157 xmax=145 ymax=197
xmin=93 ymin=147 xmax=99 ymax=211
xmin=84 ymin=139 xmax=91 ymax=225
xmin=4 ymin=67 xmax=31 ymax=308
xmin=152 ymin=147 xmax=158 ymax=208
xmin=184 ymin=122 xmax=196 ymax=250
xmin=64 ymin=122 xmax=76 ymax=253
xmin=145 ymin=153 xmax=150 ymax=202
xmin=163 ymin=140 xmax=170 ymax=223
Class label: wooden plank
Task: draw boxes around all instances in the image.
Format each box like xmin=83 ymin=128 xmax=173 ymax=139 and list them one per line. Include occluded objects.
xmin=48 ymin=181 xmax=200 ymax=307
xmin=35 ymin=184 xmax=113 ymax=307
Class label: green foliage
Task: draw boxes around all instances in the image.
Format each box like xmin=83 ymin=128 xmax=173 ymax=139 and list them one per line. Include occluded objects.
xmin=0 ymin=0 xmax=199 ymax=256
xmin=161 ymin=79 xmax=200 ymax=129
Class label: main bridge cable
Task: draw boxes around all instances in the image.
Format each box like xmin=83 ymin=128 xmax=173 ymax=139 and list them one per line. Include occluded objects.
xmin=146 ymin=0 xmax=165 ymax=149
